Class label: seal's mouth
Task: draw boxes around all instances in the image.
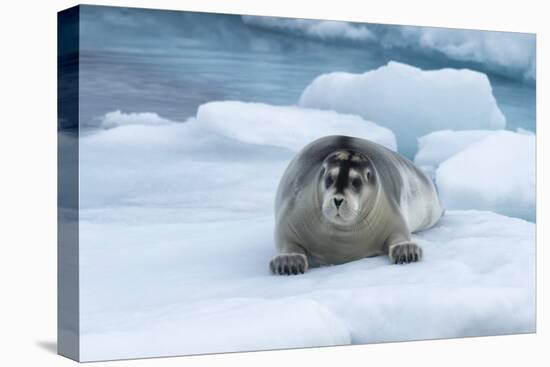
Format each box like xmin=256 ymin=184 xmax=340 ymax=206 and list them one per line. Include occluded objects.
xmin=321 ymin=194 xmax=360 ymax=226
xmin=332 ymin=211 xmax=348 ymax=222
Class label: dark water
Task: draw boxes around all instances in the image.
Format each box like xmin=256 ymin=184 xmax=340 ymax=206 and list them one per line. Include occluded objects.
xmin=76 ymin=5 xmax=535 ymax=132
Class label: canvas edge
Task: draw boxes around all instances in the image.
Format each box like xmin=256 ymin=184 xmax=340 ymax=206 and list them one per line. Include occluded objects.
xmin=57 ymin=4 xmax=80 ymax=362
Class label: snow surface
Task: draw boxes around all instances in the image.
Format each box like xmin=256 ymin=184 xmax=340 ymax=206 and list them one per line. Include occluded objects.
xmin=299 ymin=61 xmax=506 ymax=157
xmin=79 ymin=102 xmax=395 ymax=210
xmin=77 ymin=103 xmax=534 ymax=361
xmin=414 ymin=130 xmax=497 ymax=178
xmin=79 ymin=208 xmax=535 ymax=361
xmin=436 ymin=131 xmax=536 ymax=222
xmin=195 ymin=101 xmax=397 ymax=152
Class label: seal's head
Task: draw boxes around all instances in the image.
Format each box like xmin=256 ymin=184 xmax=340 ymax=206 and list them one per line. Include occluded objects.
xmin=318 ymin=149 xmax=376 ymax=226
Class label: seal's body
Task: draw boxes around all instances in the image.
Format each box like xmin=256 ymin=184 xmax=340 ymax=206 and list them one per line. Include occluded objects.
xmin=271 ymin=135 xmax=444 ymax=275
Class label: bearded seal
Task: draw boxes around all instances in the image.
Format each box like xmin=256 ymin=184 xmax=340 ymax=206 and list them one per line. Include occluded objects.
xmin=270 ymin=135 xmax=444 ymax=275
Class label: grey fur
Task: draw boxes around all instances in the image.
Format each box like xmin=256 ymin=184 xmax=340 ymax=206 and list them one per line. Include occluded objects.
xmin=271 ymin=135 xmax=444 ymax=275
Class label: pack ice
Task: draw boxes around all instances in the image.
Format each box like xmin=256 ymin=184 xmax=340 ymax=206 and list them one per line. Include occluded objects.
xmin=299 ymin=61 xmax=506 ymax=157
xmin=76 ymin=98 xmax=534 ymax=361
xmin=435 ymin=131 xmax=535 ymax=222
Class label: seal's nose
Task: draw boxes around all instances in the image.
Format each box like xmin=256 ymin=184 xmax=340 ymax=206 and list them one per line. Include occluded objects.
xmin=334 ymin=198 xmax=343 ymax=208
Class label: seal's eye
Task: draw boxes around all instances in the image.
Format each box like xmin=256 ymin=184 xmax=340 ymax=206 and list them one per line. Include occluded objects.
xmin=352 ymin=177 xmax=362 ymax=190
xmin=325 ymin=176 xmax=334 ymax=188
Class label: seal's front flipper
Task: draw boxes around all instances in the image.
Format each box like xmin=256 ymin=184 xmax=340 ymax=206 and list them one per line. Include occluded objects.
xmin=269 ymin=253 xmax=308 ymax=275
xmin=388 ymin=241 xmax=423 ymax=264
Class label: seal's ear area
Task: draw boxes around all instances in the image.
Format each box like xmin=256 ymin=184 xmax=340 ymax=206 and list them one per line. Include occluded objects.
xmin=319 ymin=167 xmax=326 ymax=177
xmin=365 ymin=166 xmax=375 ymax=183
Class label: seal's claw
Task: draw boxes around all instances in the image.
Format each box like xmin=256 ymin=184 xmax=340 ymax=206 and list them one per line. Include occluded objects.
xmin=389 ymin=242 xmax=422 ymax=265
xmin=270 ymin=253 xmax=308 ymax=275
